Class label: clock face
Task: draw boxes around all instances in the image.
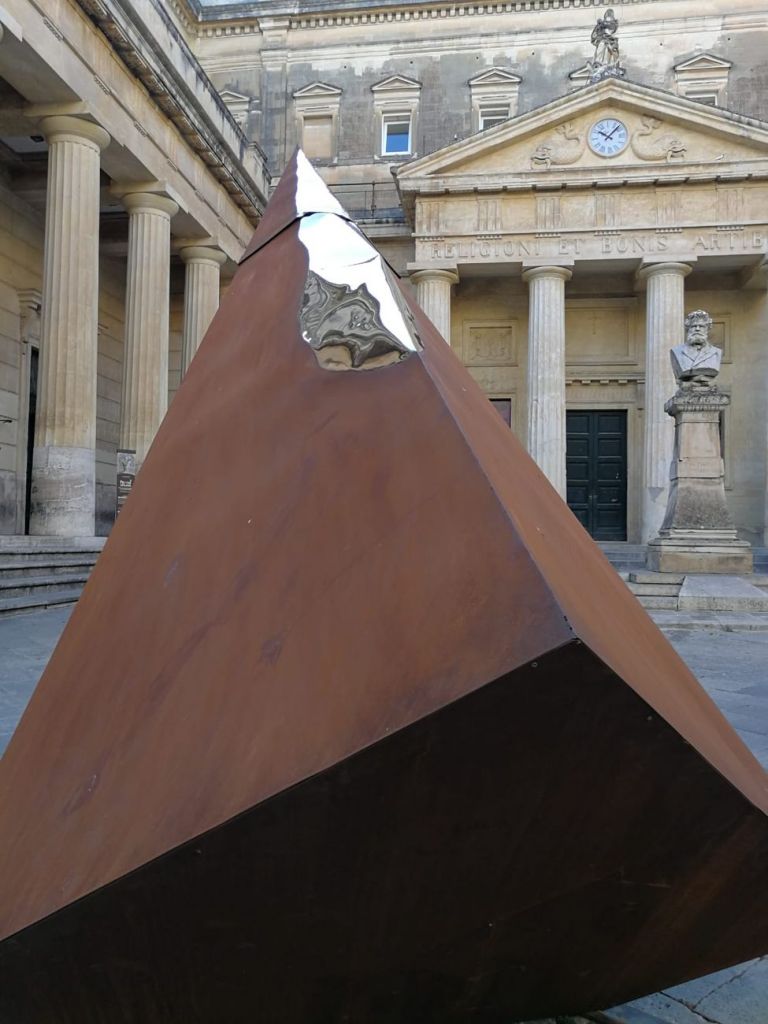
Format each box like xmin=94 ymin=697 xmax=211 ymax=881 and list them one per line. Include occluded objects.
xmin=588 ymin=118 xmax=629 ymax=157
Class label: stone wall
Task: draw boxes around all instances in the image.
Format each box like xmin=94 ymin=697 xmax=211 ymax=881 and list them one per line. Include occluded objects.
xmin=193 ymin=0 xmax=768 ymax=178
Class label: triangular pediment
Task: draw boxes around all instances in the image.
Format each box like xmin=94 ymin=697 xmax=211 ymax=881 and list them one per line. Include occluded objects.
xmin=397 ymin=78 xmax=768 ymax=192
xmin=469 ymin=68 xmax=522 ymax=86
xmin=569 ymin=64 xmax=592 ymax=81
xmin=293 ymin=81 xmax=343 ymax=99
xmin=674 ymin=53 xmax=732 ymax=73
xmin=371 ymin=74 xmax=421 ymax=93
xmin=219 ymin=89 xmax=249 ymax=104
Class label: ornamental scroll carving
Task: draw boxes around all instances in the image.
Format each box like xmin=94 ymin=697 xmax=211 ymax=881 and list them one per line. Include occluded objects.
xmin=530 ymin=122 xmax=585 ymax=169
xmin=630 ymin=117 xmax=687 ymax=163
xmin=300 ymin=270 xmax=421 ymax=371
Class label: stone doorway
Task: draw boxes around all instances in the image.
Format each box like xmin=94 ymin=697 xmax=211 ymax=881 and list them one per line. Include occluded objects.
xmin=566 ymin=409 xmax=627 ymax=541
xmin=23 ymin=346 xmax=38 ymax=535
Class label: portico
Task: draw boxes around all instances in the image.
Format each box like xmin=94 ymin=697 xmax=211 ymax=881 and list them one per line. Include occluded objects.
xmin=0 ymin=0 xmax=268 ymax=538
xmin=398 ymin=78 xmax=768 ymax=547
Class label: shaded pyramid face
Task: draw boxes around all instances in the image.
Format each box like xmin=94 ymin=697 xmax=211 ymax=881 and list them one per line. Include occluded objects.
xmin=1 ymin=151 xmax=767 ymax=1024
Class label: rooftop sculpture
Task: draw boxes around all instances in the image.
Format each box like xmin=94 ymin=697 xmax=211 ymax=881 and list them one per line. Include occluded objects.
xmin=0 ymin=152 xmax=766 ymax=1024
xmin=589 ymin=8 xmax=626 ymax=82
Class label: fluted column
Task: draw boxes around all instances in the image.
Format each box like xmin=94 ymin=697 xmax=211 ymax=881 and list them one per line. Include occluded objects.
xmin=119 ymin=192 xmax=178 ymax=468
xmin=409 ymin=268 xmax=459 ymax=343
xmin=637 ymin=262 xmax=692 ymax=543
xmin=523 ymin=265 xmax=572 ymax=498
xmin=30 ymin=116 xmax=110 ymax=536
xmin=180 ymin=246 xmax=226 ymax=376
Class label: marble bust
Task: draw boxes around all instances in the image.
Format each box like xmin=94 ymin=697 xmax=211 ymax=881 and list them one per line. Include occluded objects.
xmin=670 ymin=310 xmax=722 ymax=385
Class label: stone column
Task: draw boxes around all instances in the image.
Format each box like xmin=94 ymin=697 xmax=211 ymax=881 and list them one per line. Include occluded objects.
xmin=30 ymin=116 xmax=110 ymax=536
xmin=180 ymin=246 xmax=226 ymax=376
xmin=522 ymin=265 xmax=572 ymax=498
xmin=637 ymin=262 xmax=692 ymax=543
xmin=119 ymin=192 xmax=178 ymax=469
xmin=409 ymin=268 xmax=459 ymax=343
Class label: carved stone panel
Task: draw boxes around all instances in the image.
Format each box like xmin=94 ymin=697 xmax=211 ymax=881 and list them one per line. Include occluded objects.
xmin=565 ymin=301 xmax=636 ymax=366
xmin=462 ymin=321 xmax=518 ymax=367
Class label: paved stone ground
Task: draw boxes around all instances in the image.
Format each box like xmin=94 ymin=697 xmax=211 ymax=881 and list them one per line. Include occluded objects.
xmin=0 ymin=609 xmax=766 ymax=1024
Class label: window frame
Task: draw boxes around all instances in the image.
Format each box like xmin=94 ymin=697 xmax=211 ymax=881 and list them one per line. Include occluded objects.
xmin=381 ymin=111 xmax=413 ymax=156
xmin=478 ymin=103 xmax=511 ymax=131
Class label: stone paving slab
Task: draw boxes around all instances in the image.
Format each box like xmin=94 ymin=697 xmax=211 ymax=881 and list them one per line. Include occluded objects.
xmin=678 ymin=575 xmax=768 ymax=613
xmin=607 ymin=957 xmax=768 ymax=1024
xmin=0 ymin=607 xmax=766 ymax=1023
xmin=651 ymin=610 xmax=768 ymax=631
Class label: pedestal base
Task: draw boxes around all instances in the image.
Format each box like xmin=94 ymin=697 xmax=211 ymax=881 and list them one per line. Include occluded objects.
xmin=647 ymin=532 xmax=753 ymax=574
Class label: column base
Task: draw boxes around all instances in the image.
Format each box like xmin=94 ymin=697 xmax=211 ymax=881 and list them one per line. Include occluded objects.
xmin=646 ymin=531 xmax=753 ymax=574
xmin=29 ymin=445 xmax=95 ymax=537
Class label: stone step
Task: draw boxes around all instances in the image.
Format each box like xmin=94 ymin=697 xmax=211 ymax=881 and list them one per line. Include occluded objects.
xmin=629 ymin=571 xmax=685 ymax=586
xmin=0 ymin=573 xmax=90 ymax=598
xmin=0 ymin=557 xmax=98 ymax=578
xmin=752 ymin=574 xmax=768 ymax=589
xmin=0 ymin=536 xmax=106 ymax=553
xmin=627 ymin=583 xmax=681 ymax=597
xmin=0 ymin=586 xmax=84 ymax=618
xmin=634 ymin=595 xmax=680 ymax=610
xmin=678 ymin=574 xmax=768 ymax=613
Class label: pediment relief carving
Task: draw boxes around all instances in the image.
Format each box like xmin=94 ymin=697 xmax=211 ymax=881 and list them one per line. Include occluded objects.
xmin=397 ymin=80 xmax=768 ymax=187
xmin=530 ymin=122 xmax=585 ymax=168
xmin=455 ymin=109 xmax=738 ymax=174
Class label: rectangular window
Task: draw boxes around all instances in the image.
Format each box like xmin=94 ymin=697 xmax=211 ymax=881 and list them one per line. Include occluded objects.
xmin=686 ymin=91 xmax=718 ymax=106
xmin=382 ymin=113 xmax=411 ymax=155
xmin=479 ymin=104 xmax=510 ymax=131
xmin=302 ymin=115 xmax=334 ymax=160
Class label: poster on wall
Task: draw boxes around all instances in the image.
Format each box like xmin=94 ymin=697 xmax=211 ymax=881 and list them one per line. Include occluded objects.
xmin=115 ymin=450 xmax=136 ymax=518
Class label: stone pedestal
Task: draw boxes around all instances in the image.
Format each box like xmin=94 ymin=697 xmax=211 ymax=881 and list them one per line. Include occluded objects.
xmin=30 ymin=116 xmax=110 ymax=536
xmin=523 ymin=265 xmax=572 ymax=498
xmin=647 ymin=387 xmax=752 ymax=573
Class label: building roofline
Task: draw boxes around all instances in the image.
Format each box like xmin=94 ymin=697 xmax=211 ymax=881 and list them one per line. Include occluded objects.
xmin=77 ymin=0 xmax=269 ymax=220
xmin=182 ymin=0 xmax=673 ymax=26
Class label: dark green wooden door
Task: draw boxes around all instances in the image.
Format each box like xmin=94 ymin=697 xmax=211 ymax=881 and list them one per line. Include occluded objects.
xmin=566 ymin=409 xmax=627 ymax=541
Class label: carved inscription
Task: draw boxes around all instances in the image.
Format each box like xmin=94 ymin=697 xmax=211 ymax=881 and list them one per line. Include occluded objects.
xmin=420 ymin=228 xmax=766 ymax=262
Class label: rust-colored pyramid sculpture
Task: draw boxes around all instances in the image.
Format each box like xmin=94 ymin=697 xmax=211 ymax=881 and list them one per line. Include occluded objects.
xmin=1 ymin=152 xmax=767 ymax=1023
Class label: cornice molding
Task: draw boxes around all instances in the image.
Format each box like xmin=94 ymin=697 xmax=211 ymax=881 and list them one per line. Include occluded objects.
xmin=75 ymin=0 xmax=269 ymax=222
xmin=189 ymin=0 xmax=667 ymax=35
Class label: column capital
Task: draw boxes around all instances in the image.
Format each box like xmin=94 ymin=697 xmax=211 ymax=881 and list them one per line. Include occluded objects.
xmin=119 ymin=191 xmax=179 ymax=219
xmin=38 ymin=115 xmax=110 ymax=152
xmin=522 ymin=264 xmax=572 ymax=284
xmin=637 ymin=261 xmax=693 ymax=283
xmin=407 ymin=264 xmax=459 ymax=286
xmin=180 ymin=245 xmax=227 ymax=267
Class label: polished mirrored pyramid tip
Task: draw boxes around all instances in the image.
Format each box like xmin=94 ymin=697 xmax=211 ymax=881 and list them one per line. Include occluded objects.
xmin=292 ymin=151 xmax=421 ymax=370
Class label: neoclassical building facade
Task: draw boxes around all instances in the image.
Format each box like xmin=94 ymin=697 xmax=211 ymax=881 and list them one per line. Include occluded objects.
xmin=185 ymin=0 xmax=768 ymax=549
xmin=0 ymin=0 xmax=267 ymax=538
xmin=2 ymin=0 xmax=768 ymax=552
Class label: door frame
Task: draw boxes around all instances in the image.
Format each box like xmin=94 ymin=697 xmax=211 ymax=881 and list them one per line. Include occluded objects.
xmin=15 ymin=290 xmax=42 ymax=535
xmin=565 ymin=391 xmax=639 ymax=543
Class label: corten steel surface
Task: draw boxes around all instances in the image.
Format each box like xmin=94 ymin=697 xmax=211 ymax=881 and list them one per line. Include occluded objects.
xmin=1 ymin=152 xmax=767 ymax=1023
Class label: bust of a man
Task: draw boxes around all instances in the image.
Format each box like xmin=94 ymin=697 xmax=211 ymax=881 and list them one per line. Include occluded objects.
xmin=670 ymin=310 xmax=722 ymax=385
